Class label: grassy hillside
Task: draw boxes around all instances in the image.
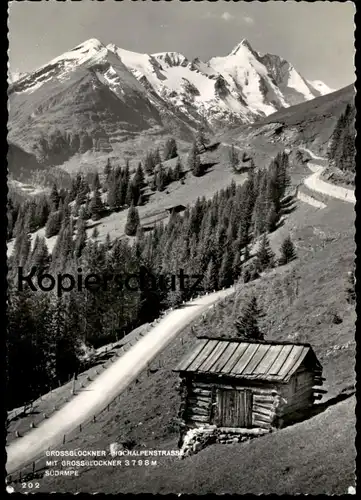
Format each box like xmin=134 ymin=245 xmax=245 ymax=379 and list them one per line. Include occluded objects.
xmin=221 ymin=85 xmax=355 ymax=159
xmin=21 ymin=193 xmax=355 ymax=494
xmin=38 ymin=396 xmax=355 ymax=495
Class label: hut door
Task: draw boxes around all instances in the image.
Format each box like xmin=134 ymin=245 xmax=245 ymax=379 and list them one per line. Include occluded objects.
xmin=216 ymin=389 xmax=252 ymax=428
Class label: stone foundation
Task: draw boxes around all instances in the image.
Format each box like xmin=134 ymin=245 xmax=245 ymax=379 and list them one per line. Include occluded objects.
xmin=179 ymin=425 xmax=272 ymax=459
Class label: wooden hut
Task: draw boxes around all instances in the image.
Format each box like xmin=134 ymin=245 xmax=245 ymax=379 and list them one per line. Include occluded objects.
xmin=173 ymin=337 xmax=325 ymax=433
xmin=166 ymin=204 xmax=186 ymax=214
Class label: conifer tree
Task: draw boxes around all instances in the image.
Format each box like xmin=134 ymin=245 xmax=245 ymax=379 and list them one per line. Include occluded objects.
xmin=104 ymin=159 xmax=112 ymax=188
xmin=120 ymin=177 xmax=128 ymax=206
xmin=91 ymin=172 xmax=101 ymax=192
xmin=125 ymin=204 xmax=140 ymax=236
xmin=229 ymin=145 xmax=240 ymax=172
xmin=195 ymin=127 xmax=208 ymax=153
xmin=126 ymin=181 xmax=134 ymax=205
xmin=134 ymin=162 xmax=145 ymax=188
xmin=232 ymin=250 xmax=242 ymax=280
xmin=204 ymin=258 xmax=218 ymax=292
xmin=50 ymin=183 xmax=60 ymax=211
xmin=252 ymin=189 xmax=268 ymax=236
xmin=75 ymin=177 xmax=89 ymax=207
xmin=189 ymin=141 xmax=203 ymax=177
xmin=19 ymin=230 xmax=32 ymax=268
xmin=340 ymin=133 xmax=355 ymax=173
xmin=90 ymin=188 xmax=104 ymax=221
xmin=234 ymin=295 xmax=265 ymax=340
xmin=31 ymin=236 xmax=50 ymax=270
xmin=327 ymin=109 xmax=347 ymax=164
xmin=218 ymin=248 xmax=234 ymax=288
xmin=156 ymin=163 xmax=166 ymax=191
xmin=124 ymin=160 xmax=131 ymax=184
xmin=154 ymin=148 xmax=161 ymax=167
xmin=278 ymin=235 xmax=297 ymax=266
xmin=104 ymin=233 xmax=111 ymax=251
xmin=45 ymin=210 xmax=62 ymax=238
xmin=51 ymin=217 xmax=74 ymax=272
xmin=144 ymin=151 xmax=155 ymax=175
xmin=174 ymin=157 xmax=183 ymax=181
xmin=107 ymin=174 xmax=117 ymax=209
xmin=163 ymin=137 xmax=178 ymax=161
xmin=74 ymin=218 xmax=87 ymax=259
xmin=34 ymin=196 xmax=50 ymax=230
xmin=255 ymin=233 xmax=275 ymax=272
xmin=266 ymin=202 xmax=279 ymax=233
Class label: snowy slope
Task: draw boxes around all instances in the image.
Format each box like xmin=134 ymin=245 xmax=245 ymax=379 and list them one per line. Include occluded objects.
xmin=108 ymin=44 xmax=255 ymax=126
xmin=8 ymin=71 xmax=28 ymax=84
xmin=9 ymin=39 xmax=150 ymax=98
xmin=210 ymin=39 xmax=330 ymax=113
xmin=307 ymin=80 xmax=334 ymax=95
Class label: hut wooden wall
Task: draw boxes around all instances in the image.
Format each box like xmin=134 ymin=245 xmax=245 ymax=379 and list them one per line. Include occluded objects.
xmin=178 ymin=366 xmax=324 ymax=431
xmin=279 ymin=365 xmax=325 ymax=421
xmin=178 ymin=376 xmax=214 ymax=428
xmin=179 ymin=376 xmax=280 ymax=430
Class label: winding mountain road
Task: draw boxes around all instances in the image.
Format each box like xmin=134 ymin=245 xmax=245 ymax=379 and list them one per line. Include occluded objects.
xmin=6 ymin=286 xmax=235 ymax=475
xmin=299 ymin=147 xmax=355 ymax=203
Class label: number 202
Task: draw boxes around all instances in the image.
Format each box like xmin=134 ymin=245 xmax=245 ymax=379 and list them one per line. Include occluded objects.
xmin=22 ymin=482 xmax=40 ymax=489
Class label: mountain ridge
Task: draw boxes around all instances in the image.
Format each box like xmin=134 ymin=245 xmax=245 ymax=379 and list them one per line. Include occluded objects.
xmin=8 ymin=37 xmax=336 ymax=175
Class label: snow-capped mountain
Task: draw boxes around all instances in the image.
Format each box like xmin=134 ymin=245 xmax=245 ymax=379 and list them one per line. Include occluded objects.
xmin=8 ymin=37 xmax=334 ymax=174
xmin=109 ymin=38 xmax=333 ymax=123
xmin=8 ymin=39 xmax=196 ymax=170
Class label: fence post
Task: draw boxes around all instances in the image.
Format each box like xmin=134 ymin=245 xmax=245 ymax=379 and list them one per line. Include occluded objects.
xmin=93 ymin=415 xmax=96 ymax=423
xmin=79 ymin=424 xmax=82 ymax=432
xmin=63 ymin=434 xmax=66 ymax=444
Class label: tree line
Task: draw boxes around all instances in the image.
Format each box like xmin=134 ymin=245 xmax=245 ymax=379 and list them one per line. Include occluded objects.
xmin=327 ymin=103 xmax=355 ymax=175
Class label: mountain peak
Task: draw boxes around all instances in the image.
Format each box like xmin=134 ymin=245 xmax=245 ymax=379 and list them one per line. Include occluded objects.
xmin=230 ymin=38 xmax=254 ymax=55
xmin=71 ymin=38 xmax=104 ymax=52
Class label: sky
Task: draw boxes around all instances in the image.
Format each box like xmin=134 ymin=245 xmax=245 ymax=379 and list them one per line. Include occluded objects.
xmin=8 ymin=0 xmax=355 ymax=89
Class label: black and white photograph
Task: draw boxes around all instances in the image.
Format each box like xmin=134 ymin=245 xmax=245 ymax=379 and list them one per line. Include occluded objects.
xmin=6 ymin=0 xmax=356 ymax=495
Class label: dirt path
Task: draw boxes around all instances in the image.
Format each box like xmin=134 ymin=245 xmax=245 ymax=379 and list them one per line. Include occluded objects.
xmin=6 ymin=287 xmax=235 ymax=475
